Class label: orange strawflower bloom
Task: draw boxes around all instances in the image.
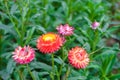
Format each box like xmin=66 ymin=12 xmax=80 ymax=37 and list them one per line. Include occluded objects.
xmin=37 ymin=32 xmax=63 ymax=53
xmin=68 ymin=46 xmax=89 ymax=69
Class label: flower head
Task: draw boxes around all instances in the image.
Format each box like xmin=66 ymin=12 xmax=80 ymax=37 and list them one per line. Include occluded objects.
xmin=12 ymin=46 xmax=35 ymax=64
xmin=68 ymin=46 xmax=89 ymax=69
xmin=56 ymin=24 xmax=74 ymax=36
xmin=37 ymin=32 xmax=63 ymax=53
xmin=91 ymin=21 xmax=100 ymax=29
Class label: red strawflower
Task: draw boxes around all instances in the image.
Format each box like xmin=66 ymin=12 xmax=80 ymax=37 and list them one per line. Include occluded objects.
xmin=37 ymin=32 xmax=63 ymax=53
xmin=12 ymin=45 xmax=35 ymax=64
xmin=68 ymin=46 xmax=89 ymax=69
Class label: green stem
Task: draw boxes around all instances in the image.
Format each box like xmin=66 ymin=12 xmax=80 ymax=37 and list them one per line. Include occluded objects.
xmin=52 ymin=54 xmax=54 ymax=72
xmin=16 ymin=66 xmax=26 ymax=80
xmin=51 ymin=53 xmax=54 ymax=80
xmin=42 ymin=0 xmax=48 ymax=28
xmin=56 ymin=71 xmax=60 ymax=80
xmin=90 ymin=46 xmax=104 ymax=55
xmin=20 ymin=0 xmax=30 ymax=46
xmin=63 ymin=66 xmax=71 ymax=80
xmin=66 ymin=0 xmax=70 ymax=23
xmin=92 ymin=30 xmax=99 ymax=51
xmin=18 ymin=69 xmax=24 ymax=80
xmin=27 ymin=64 xmax=35 ymax=80
xmin=58 ymin=47 xmax=64 ymax=79
xmin=59 ymin=64 xmax=62 ymax=77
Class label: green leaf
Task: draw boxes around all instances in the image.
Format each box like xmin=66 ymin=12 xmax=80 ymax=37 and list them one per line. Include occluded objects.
xmin=68 ymin=76 xmax=86 ymax=80
xmin=24 ymin=27 xmax=36 ymax=45
xmin=83 ymin=16 xmax=91 ymax=26
xmin=109 ymin=74 xmax=120 ymax=80
xmin=89 ymin=76 xmax=100 ymax=80
xmin=38 ymin=72 xmax=49 ymax=76
xmin=73 ymin=33 xmax=84 ymax=44
xmin=1 ymin=52 xmax=12 ymax=59
xmin=6 ymin=59 xmax=16 ymax=74
xmin=94 ymin=49 xmax=117 ymax=59
xmin=0 ymin=70 xmax=10 ymax=80
xmin=0 ymin=24 xmax=12 ymax=34
xmin=87 ymin=63 xmax=101 ymax=70
xmin=107 ymin=26 xmax=120 ymax=34
xmin=54 ymin=57 xmax=64 ymax=65
xmin=13 ymin=70 xmax=20 ymax=80
xmin=101 ymin=54 xmax=116 ymax=75
xmin=77 ymin=28 xmax=91 ymax=41
xmin=32 ymin=71 xmax=40 ymax=80
xmin=10 ymin=4 xmax=18 ymax=15
xmin=36 ymin=25 xmax=46 ymax=33
xmin=30 ymin=62 xmax=52 ymax=71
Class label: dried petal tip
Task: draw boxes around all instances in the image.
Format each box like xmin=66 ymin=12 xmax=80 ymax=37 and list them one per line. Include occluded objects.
xmin=56 ymin=24 xmax=74 ymax=36
xmin=37 ymin=32 xmax=63 ymax=53
xmin=92 ymin=21 xmax=100 ymax=29
xmin=68 ymin=46 xmax=89 ymax=69
xmin=12 ymin=46 xmax=35 ymax=64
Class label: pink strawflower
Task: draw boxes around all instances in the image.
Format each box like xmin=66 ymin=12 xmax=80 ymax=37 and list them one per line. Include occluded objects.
xmin=92 ymin=21 xmax=100 ymax=29
xmin=68 ymin=46 xmax=89 ymax=69
xmin=61 ymin=36 xmax=66 ymax=43
xmin=56 ymin=24 xmax=74 ymax=36
xmin=12 ymin=45 xmax=35 ymax=64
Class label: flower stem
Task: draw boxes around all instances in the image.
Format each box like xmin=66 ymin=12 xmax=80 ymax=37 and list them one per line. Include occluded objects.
xmin=58 ymin=47 xmax=64 ymax=79
xmin=27 ymin=64 xmax=35 ymax=80
xmin=51 ymin=53 xmax=55 ymax=80
xmin=56 ymin=71 xmax=60 ymax=80
xmin=63 ymin=66 xmax=71 ymax=80
xmin=18 ymin=69 xmax=24 ymax=80
xmin=92 ymin=30 xmax=99 ymax=51
xmin=42 ymin=0 xmax=48 ymax=28
xmin=16 ymin=65 xmax=26 ymax=80
xmin=90 ymin=46 xmax=104 ymax=55
xmin=52 ymin=54 xmax=54 ymax=70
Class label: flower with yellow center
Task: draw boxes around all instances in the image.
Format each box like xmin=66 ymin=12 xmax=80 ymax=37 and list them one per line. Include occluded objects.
xmin=37 ymin=32 xmax=63 ymax=53
xmin=42 ymin=33 xmax=56 ymax=41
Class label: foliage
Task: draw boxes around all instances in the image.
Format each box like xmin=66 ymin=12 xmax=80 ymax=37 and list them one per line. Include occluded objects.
xmin=0 ymin=0 xmax=120 ymax=80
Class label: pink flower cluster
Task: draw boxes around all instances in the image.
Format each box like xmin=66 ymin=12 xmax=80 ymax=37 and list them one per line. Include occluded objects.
xmin=12 ymin=23 xmax=90 ymax=69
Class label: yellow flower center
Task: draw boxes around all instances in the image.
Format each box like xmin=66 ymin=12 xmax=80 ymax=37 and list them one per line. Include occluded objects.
xmin=43 ymin=33 xmax=56 ymax=41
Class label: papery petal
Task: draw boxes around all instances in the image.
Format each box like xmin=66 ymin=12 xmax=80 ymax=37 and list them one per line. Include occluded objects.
xmin=12 ymin=45 xmax=35 ymax=64
xmin=37 ymin=32 xmax=63 ymax=53
xmin=68 ymin=46 xmax=89 ymax=69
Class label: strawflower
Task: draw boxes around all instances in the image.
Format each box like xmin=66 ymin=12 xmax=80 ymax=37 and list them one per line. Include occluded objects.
xmin=37 ymin=32 xmax=63 ymax=53
xmin=56 ymin=24 xmax=74 ymax=36
xmin=12 ymin=45 xmax=35 ymax=64
xmin=68 ymin=46 xmax=89 ymax=69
